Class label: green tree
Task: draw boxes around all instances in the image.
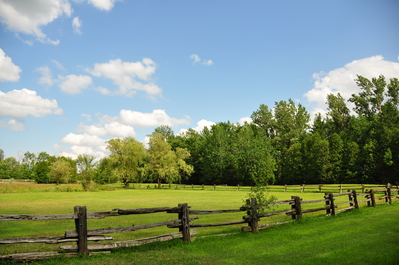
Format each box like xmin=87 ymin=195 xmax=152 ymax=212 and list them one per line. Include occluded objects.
xmin=146 ymin=133 xmax=193 ymax=188
xmin=76 ymin=154 xmax=96 ymax=191
xmin=48 ymin=159 xmax=75 ymax=185
xmin=107 ymin=137 xmax=146 ymax=187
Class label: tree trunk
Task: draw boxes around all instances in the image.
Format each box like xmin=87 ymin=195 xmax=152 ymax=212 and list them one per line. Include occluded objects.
xmin=158 ymin=177 xmax=161 ymax=189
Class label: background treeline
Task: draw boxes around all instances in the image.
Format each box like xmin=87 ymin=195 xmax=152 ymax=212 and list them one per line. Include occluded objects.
xmin=1 ymin=75 xmax=398 ymax=187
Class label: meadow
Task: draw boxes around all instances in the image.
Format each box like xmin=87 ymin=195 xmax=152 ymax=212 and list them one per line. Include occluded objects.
xmin=1 ymin=182 xmax=398 ymax=264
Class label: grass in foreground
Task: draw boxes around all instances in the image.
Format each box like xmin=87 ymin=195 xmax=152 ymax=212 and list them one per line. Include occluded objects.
xmin=9 ymin=202 xmax=399 ymax=265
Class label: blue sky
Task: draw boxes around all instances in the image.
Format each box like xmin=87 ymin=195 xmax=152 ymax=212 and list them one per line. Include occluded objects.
xmin=1 ymin=0 xmax=398 ymax=160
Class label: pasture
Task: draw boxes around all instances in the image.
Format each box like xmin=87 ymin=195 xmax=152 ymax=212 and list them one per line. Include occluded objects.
xmin=1 ymin=183 xmax=398 ymax=264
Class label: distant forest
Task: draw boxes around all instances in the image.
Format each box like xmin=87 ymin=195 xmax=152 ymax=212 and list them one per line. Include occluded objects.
xmin=1 ymin=75 xmax=398 ymax=186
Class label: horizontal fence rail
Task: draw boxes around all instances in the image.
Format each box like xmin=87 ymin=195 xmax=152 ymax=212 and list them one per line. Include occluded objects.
xmin=1 ymin=183 xmax=398 ymax=262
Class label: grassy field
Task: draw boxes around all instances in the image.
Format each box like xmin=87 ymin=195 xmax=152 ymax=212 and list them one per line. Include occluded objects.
xmin=1 ymin=183 xmax=398 ymax=264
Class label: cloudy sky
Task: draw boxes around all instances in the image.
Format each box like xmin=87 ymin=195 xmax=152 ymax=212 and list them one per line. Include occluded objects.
xmin=1 ymin=0 xmax=398 ymax=160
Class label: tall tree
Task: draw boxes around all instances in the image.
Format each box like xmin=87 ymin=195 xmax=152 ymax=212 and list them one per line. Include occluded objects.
xmin=146 ymin=133 xmax=193 ymax=188
xmin=107 ymin=137 xmax=146 ymax=187
xmin=48 ymin=159 xmax=75 ymax=185
xmin=76 ymin=154 xmax=96 ymax=190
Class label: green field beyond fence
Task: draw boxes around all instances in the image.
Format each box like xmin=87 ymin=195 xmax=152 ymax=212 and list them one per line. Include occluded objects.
xmin=1 ymin=183 xmax=398 ymax=262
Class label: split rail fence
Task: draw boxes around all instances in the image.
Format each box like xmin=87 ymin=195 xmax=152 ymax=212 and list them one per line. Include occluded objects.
xmin=1 ymin=184 xmax=398 ymax=262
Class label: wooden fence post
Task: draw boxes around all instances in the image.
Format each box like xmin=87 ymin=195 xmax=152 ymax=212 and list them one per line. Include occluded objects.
xmin=319 ymin=185 xmax=322 ymax=192
xmin=250 ymin=198 xmax=258 ymax=233
xmin=291 ymin=196 xmax=302 ymax=221
xmin=328 ymin=193 xmax=335 ymax=216
xmin=325 ymin=193 xmax=330 ymax=215
xmin=301 ymin=184 xmax=305 ymax=192
xmin=369 ymin=189 xmax=376 ymax=207
xmin=340 ymin=184 xmax=342 ymax=193
xmin=386 ymin=183 xmax=392 ymax=205
xmin=284 ymin=184 xmax=287 ymax=192
xmin=352 ymin=190 xmax=359 ymax=209
xmin=74 ymin=206 xmax=88 ymax=256
xmin=179 ymin=203 xmax=191 ymax=242
xmin=213 ymin=184 xmax=216 ymax=190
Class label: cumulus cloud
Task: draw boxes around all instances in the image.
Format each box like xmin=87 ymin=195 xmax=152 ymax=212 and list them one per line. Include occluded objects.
xmin=102 ymin=109 xmax=190 ymax=128
xmin=57 ymin=132 xmax=109 ymax=160
xmin=59 ymin=74 xmax=92 ymax=94
xmin=178 ymin=119 xmax=216 ymax=135
xmin=190 ymin=54 xmax=214 ymax=66
xmin=0 ymin=88 xmax=63 ymax=120
xmin=88 ymin=0 xmax=120 ymax=11
xmin=0 ymin=0 xmax=72 ymax=44
xmin=0 ymin=119 xmax=26 ymax=131
xmin=89 ymin=58 xmax=162 ymax=97
xmin=0 ymin=49 xmax=21 ymax=82
xmin=72 ymin=16 xmax=81 ymax=34
xmin=304 ymin=55 xmax=399 ymax=116
xmin=60 ymin=132 xmax=105 ymax=146
xmin=76 ymin=122 xmax=136 ymax=137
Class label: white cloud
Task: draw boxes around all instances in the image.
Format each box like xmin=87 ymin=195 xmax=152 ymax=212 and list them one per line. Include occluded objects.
xmin=0 ymin=49 xmax=21 ymax=82
xmin=102 ymin=109 xmax=190 ymax=128
xmin=89 ymin=58 xmax=162 ymax=97
xmin=0 ymin=0 xmax=72 ymax=44
xmin=190 ymin=54 xmax=201 ymax=64
xmin=238 ymin=117 xmax=252 ymax=125
xmin=59 ymin=74 xmax=92 ymax=94
xmin=87 ymin=0 xmax=120 ymax=11
xmin=60 ymin=132 xmax=105 ymax=146
xmin=57 ymin=132 xmax=109 ymax=159
xmin=72 ymin=16 xmax=82 ymax=34
xmin=190 ymin=54 xmax=214 ymax=66
xmin=304 ymin=55 xmax=399 ymax=114
xmin=81 ymin=113 xmax=92 ymax=121
xmin=0 ymin=119 xmax=26 ymax=131
xmin=0 ymin=88 xmax=63 ymax=120
xmin=76 ymin=122 xmax=136 ymax=137
xmin=95 ymin=86 xmax=112 ymax=95
xmin=37 ymin=66 xmax=56 ymax=86
xmin=178 ymin=119 xmax=215 ymax=135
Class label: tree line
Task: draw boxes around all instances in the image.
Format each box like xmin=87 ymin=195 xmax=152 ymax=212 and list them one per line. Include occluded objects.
xmin=1 ymin=75 xmax=398 ymax=187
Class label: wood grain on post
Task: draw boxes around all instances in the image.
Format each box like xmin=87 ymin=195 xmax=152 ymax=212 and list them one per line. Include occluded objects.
xmin=74 ymin=206 xmax=88 ymax=256
xmin=180 ymin=203 xmax=191 ymax=242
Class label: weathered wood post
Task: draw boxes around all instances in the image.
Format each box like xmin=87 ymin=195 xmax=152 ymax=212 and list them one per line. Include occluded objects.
xmin=74 ymin=206 xmax=88 ymax=256
xmin=179 ymin=203 xmax=191 ymax=242
xmin=202 ymin=184 xmax=204 ymax=190
xmin=213 ymin=184 xmax=216 ymax=190
xmin=250 ymin=198 xmax=259 ymax=233
xmin=369 ymin=189 xmax=376 ymax=207
xmin=328 ymin=193 xmax=335 ymax=216
xmin=325 ymin=193 xmax=330 ymax=215
xmin=340 ymin=184 xmax=343 ymax=193
xmin=352 ymin=190 xmax=359 ymax=209
xmin=301 ymin=184 xmax=305 ymax=192
xmin=291 ymin=196 xmax=302 ymax=221
xmin=319 ymin=185 xmax=322 ymax=192
xmin=284 ymin=184 xmax=287 ymax=192
xmin=386 ymin=183 xmax=392 ymax=205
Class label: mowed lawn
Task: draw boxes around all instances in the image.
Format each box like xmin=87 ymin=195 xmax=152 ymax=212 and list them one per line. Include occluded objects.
xmin=1 ymin=187 xmax=398 ymax=264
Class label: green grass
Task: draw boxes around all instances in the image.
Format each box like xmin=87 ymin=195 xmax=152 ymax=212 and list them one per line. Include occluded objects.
xmin=25 ymin=202 xmax=399 ymax=265
xmin=1 ymin=187 xmax=398 ymax=264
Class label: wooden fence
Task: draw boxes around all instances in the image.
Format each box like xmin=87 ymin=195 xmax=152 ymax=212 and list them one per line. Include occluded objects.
xmin=129 ymin=183 xmax=388 ymax=193
xmin=1 ymin=184 xmax=398 ymax=262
